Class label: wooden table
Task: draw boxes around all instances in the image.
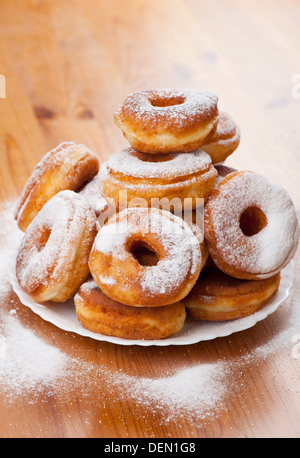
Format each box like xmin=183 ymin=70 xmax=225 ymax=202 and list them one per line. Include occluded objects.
xmin=0 ymin=0 xmax=299 ymax=439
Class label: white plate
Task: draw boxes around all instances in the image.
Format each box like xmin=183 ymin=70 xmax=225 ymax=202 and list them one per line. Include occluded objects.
xmin=10 ymin=260 xmax=294 ymax=347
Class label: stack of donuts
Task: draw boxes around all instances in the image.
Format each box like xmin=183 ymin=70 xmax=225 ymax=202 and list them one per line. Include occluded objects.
xmin=14 ymin=89 xmax=299 ymax=340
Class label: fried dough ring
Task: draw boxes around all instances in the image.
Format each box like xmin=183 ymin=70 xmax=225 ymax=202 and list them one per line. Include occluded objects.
xmin=75 ymin=280 xmax=186 ymax=340
xmin=16 ymin=190 xmax=98 ymax=302
xmin=114 ymin=89 xmax=219 ymax=154
xmin=183 ymin=264 xmax=281 ymax=321
xmin=204 ymin=171 xmax=299 ymax=280
xmin=15 ymin=141 xmax=99 ymax=231
xmin=89 ymin=207 xmax=202 ymax=307
xmin=99 ymin=147 xmax=217 ymax=212
xmin=201 ymin=111 xmax=240 ymax=163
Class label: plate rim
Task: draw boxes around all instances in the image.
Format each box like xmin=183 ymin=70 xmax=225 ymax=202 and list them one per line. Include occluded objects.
xmin=9 ymin=260 xmax=295 ymax=347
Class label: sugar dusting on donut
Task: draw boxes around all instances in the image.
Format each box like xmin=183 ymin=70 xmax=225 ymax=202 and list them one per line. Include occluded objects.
xmin=140 ymin=210 xmax=200 ymax=295
xmin=14 ymin=141 xmax=100 ymax=233
xmin=101 ymin=147 xmax=212 ymax=179
xmin=207 ymin=112 xmax=239 ymax=142
xmin=16 ymin=190 xmax=97 ymax=294
xmin=207 ymin=171 xmax=299 ymax=276
xmin=115 ymin=89 xmax=218 ymax=131
xmin=99 ymin=165 xmax=205 ymax=190
xmin=94 ymin=208 xmax=201 ymax=296
xmin=95 ymin=220 xmax=129 ymax=262
xmin=78 ymin=279 xmax=98 ymax=292
xmin=15 ymin=142 xmax=97 ymax=216
xmin=205 ymin=120 xmax=240 ymax=150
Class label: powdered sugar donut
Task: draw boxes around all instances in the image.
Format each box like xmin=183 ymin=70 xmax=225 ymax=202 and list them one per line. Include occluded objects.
xmin=75 ymin=279 xmax=186 ymax=340
xmin=15 ymin=141 xmax=99 ymax=232
xmin=204 ymin=171 xmax=299 ymax=280
xmin=183 ymin=264 xmax=281 ymax=321
xmin=89 ymin=207 xmax=202 ymax=306
xmin=114 ymin=89 xmax=219 ymax=154
xmin=201 ymin=111 xmax=240 ymax=164
xmin=16 ymin=190 xmax=98 ymax=302
xmin=99 ymin=147 xmax=217 ymax=212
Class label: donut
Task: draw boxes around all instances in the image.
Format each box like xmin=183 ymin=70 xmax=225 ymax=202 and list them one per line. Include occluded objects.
xmin=15 ymin=141 xmax=99 ymax=231
xmin=89 ymin=207 xmax=202 ymax=307
xmin=204 ymin=170 xmax=299 ymax=280
xmin=74 ymin=280 xmax=186 ymax=340
xmin=16 ymin=190 xmax=98 ymax=302
xmin=98 ymin=147 xmax=217 ymax=212
xmin=201 ymin=111 xmax=240 ymax=164
xmin=183 ymin=264 xmax=281 ymax=321
xmin=114 ymin=89 xmax=219 ymax=154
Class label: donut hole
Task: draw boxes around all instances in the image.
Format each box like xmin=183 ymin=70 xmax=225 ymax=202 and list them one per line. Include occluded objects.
xmin=134 ymin=151 xmax=176 ymax=163
xmin=35 ymin=227 xmax=51 ymax=251
xmin=149 ymin=94 xmax=185 ymax=108
xmin=128 ymin=240 xmax=159 ymax=266
xmin=239 ymin=206 xmax=267 ymax=236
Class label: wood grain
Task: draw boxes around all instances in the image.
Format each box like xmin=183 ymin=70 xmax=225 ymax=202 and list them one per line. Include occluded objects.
xmin=0 ymin=0 xmax=299 ymax=438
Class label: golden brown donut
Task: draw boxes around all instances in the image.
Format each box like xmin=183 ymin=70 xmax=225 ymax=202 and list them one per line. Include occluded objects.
xmin=15 ymin=141 xmax=99 ymax=231
xmin=183 ymin=264 xmax=281 ymax=321
xmin=89 ymin=207 xmax=202 ymax=307
xmin=75 ymin=280 xmax=186 ymax=340
xmin=98 ymin=147 xmax=217 ymax=212
xmin=204 ymin=171 xmax=299 ymax=280
xmin=16 ymin=190 xmax=98 ymax=302
xmin=201 ymin=111 xmax=240 ymax=164
xmin=114 ymin=89 xmax=219 ymax=154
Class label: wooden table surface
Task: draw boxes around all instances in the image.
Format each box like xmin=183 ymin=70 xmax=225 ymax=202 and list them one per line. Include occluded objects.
xmin=0 ymin=0 xmax=299 ymax=439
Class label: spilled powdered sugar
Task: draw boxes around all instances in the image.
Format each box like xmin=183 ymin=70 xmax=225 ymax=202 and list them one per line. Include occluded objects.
xmin=0 ymin=313 xmax=69 ymax=392
xmin=117 ymin=362 xmax=228 ymax=415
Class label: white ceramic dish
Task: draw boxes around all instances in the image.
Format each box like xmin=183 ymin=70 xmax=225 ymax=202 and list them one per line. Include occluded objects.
xmin=10 ymin=260 xmax=294 ymax=347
